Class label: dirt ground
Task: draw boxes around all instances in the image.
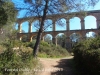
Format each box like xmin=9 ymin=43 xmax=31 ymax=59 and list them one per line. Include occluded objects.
xmin=38 ymin=56 xmax=75 ymax=75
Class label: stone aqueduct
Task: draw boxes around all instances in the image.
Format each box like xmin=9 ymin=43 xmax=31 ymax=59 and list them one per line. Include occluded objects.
xmin=17 ymin=10 xmax=100 ymax=48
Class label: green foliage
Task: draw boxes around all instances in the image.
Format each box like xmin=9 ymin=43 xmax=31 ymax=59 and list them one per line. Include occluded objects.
xmin=2 ymin=40 xmax=22 ymax=48
xmin=0 ymin=48 xmax=23 ymax=75
xmin=24 ymin=40 xmax=70 ymax=58
xmin=38 ymin=41 xmax=70 ymax=58
xmin=0 ymin=23 xmax=19 ymax=43
xmin=25 ymin=40 xmax=36 ymax=48
xmin=2 ymin=1 xmax=17 ymax=24
xmin=0 ymin=7 xmax=8 ymax=26
xmin=40 ymin=41 xmax=50 ymax=47
xmin=0 ymin=45 xmax=6 ymax=53
xmin=73 ymin=37 xmax=100 ymax=75
xmin=0 ymin=40 xmax=41 ymax=75
xmin=0 ymin=0 xmax=17 ymax=27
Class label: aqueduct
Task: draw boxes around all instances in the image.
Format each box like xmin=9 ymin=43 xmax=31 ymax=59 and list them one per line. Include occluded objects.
xmin=16 ymin=10 xmax=100 ymax=49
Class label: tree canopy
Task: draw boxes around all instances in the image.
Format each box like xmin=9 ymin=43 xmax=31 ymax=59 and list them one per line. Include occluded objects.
xmin=0 ymin=0 xmax=17 ymax=28
xmin=16 ymin=0 xmax=100 ymax=17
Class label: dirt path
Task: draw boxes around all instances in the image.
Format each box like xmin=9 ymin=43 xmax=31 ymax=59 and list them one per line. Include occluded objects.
xmin=38 ymin=56 xmax=75 ymax=75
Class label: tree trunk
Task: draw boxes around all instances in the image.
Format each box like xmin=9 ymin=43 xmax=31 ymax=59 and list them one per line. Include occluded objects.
xmin=33 ymin=0 xmax=48 ymax=58
xmin=33 ymin=28 xmax=43 ymax=58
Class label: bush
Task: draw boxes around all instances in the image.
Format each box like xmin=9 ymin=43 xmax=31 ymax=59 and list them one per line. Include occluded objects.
xmin=40 ymin=41 xmax=50 ymax=47
xmin=0 ymin=40 xmax=41 ymax=75
xmin=25 ymin=40 xmax=36 ymax=48
xmin=0 ymin=48 xmax=24 ymax=75
xmin=73 ymin=37 xmax=100 ymax=75
xmin=38 ymin=41 xmax=70 ymax=58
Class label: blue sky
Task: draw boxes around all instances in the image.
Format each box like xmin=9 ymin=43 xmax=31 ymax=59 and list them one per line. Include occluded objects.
xmin=14 ymin=0 xmax=100 ymax=37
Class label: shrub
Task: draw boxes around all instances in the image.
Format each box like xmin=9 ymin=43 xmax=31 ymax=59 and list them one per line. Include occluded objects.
xmin=0 ymin=48 xmax=23 ymax=75
xmin=0 ymin=45 xmax=6 ymax=54
xmin=25 ymin=40 xmax=36 ymax=48
xmin=0 ymin=40 xmax=41 ymax=75
xmin=40 ymin=41 xmax=50 ymax=47
xmin=39 ymin=41 xmax=70 ymax=58
xmin=73 ymin=37 xmax=100 ymax=75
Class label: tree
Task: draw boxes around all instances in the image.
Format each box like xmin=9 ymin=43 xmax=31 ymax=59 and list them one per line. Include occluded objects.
xmin=15 ymin=0 xmax=100 ymax=58
xmin=0 ymin=0 xmax=17 ymax=31
xmin=0 ymin=5 xmax=7 ymax=27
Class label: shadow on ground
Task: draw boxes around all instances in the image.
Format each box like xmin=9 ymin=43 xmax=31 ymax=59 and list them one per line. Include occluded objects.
xmin=51 ymin=58 xmax=76 ymax=75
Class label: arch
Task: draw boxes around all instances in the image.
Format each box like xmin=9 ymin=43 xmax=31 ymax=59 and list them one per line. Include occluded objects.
xmin=32 ymin=20 xmax=40 ymax=32
xmin=69 ymin=17 xmax=81 ymax=30
xmin=43 ymin=34 xmax=53 ymax=44
xmin=86 ymin=31 xmax=97 ymax=38
xmin=70 ymin=33 xmax=81 ymax=42
xmin=84 ymin=15 xmax=97 ymax=29
xmin=56 ymin=33 xmax=66 ymax=37
xmin=21 ymin=21 xmax=29 ymax=33
xmin=56 ymin=33 xmax=66 ymax=47
xmin=55 ymin=18 xmax=66 ymax=31
xmin=43 ymin=34 xmax=53 ymax=39
xmin=44 ymin=19 xmax=53 ymax=31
